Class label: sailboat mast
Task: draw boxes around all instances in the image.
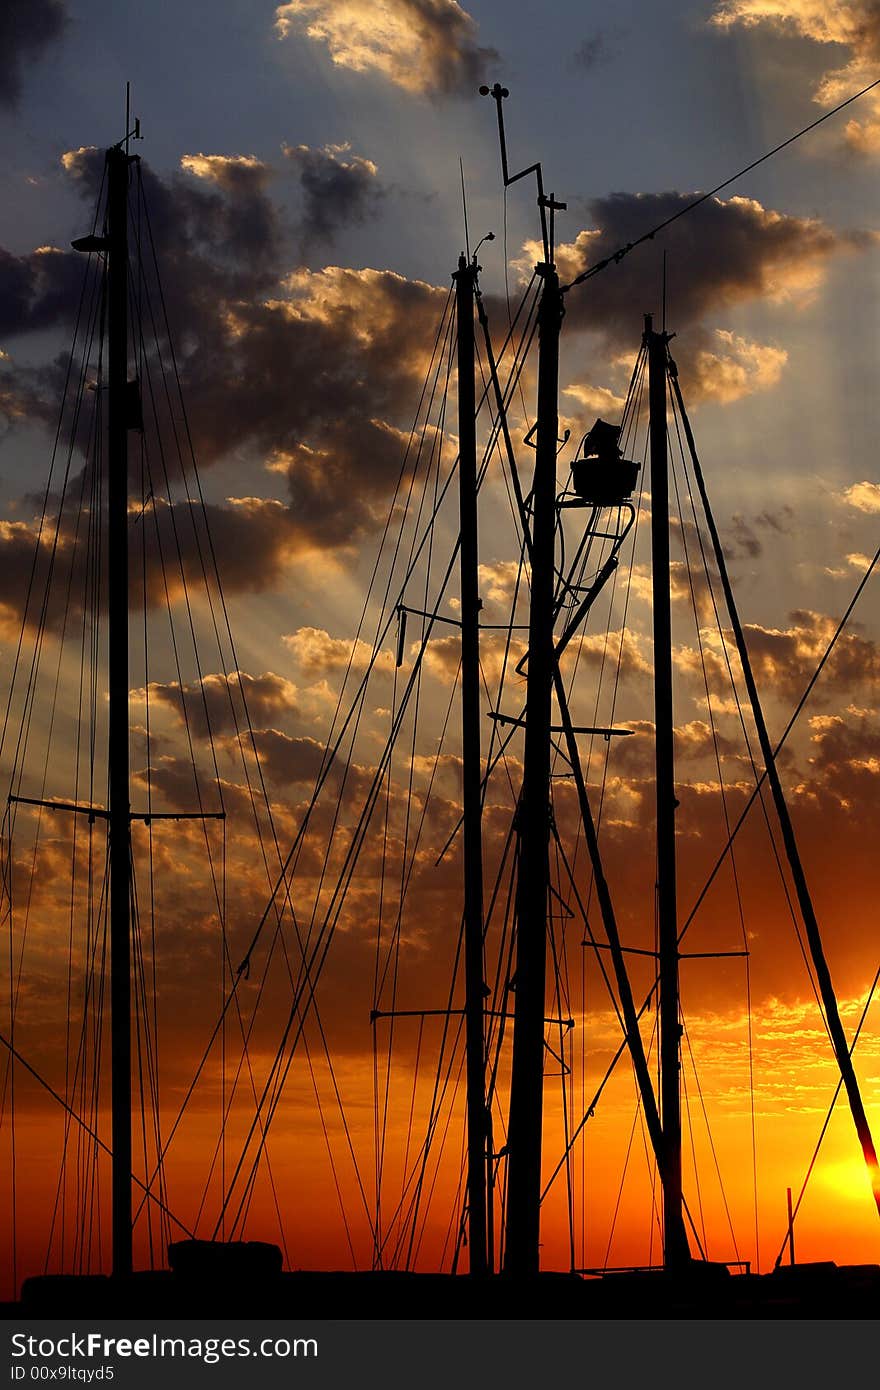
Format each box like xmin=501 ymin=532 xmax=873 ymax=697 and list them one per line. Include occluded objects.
xmin=454 ymin=254 xmax=489 ymax=1276
xmin=106 ymin=145 xmax=133 ymax=1279
xmin=504 ymin=266 xmax=563 ymax=1276
xmin=646 ymin=315 xmax=688 ymax=1270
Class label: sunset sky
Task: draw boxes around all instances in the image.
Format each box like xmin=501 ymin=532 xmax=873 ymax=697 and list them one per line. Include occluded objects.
xmin=1 ymin=0 xmax=880 ymax=1299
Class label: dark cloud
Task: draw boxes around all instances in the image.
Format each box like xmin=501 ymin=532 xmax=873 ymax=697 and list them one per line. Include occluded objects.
xmin=250 ymin=730 xmax=331 ymax=786
xmin=274 ymin=0 xmax=498 ymax=98
xmin=143 ymin=671 xmax=301 ymax=740
xmin=555 ymin=192 xmax=866 ymax=403
xmin=0 ymin=0 xmax=67 ymax=108
xmin=571 ymin=28 xmax=620 ymax=72
xmin=283 ymin=142 xmax=383 ymax=249
xmin=0 ymin=245 xmax=83 ymax=336
xmin=1 ymin=144 xmax=284 ymax=351
xmin=727 ymin=514 xmax=762 ymax=561
xmin=755 ymin=505 xmax=795 ymax=536
xmin=0 ymin=490 xmax=306 ymax=642
xmin=723 ymin=506 xmax=797 ymax=561
xmin=130 ymin=757 xmax=256 ymax=818
xmin=250 ymin=728 xmax=375 ymax=800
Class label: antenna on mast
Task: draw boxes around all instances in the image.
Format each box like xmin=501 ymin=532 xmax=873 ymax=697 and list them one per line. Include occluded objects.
xmin=479 ymin=82 xmax=565 ymax=265
xmin=116 ymin=81 xmax=143 ymax=154
xmin=459 ymin=157 xmax=471 ymax=263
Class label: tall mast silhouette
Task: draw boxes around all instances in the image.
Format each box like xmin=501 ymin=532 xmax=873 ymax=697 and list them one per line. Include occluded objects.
xmin=454 ymin=252 xmax=489 ymax=1275
xmin=72 ymin=139 xmax=138 ymax=1278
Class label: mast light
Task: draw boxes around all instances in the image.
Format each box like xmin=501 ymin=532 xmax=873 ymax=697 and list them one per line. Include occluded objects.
xmin=571 ymin=418 xmax=639 ymax=506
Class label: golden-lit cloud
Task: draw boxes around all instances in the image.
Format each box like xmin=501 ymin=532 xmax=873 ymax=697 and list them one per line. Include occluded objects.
xmin=842 ymin=479 xmax=880 ymax=512
xmin=477 ymin=558 xmax=521 ymax=605
xmin=567 ymin=627 xmax=653 ymax=682
xmin=691 ymin=329 xmax=787 ymax=404
xmin=711 ymin=0 xmax=880 ymax=153
xmin=180 ymin=152 xmax=271 ymax=190
xmin=283 ymin=625 xmax=396 ymax=676
xmin=802 ymin=706 xmax=880 ymax=809
xmin=563 ymin=381 xmax=627 ymax=416
xmin=420 ymin=629 xmax=527 ymax=684
xmin=274 ymin=0 xmax=497 ymax=96
xmin=277 ymin=263 xmax=440 ymax=341
xmin=670 ymin=607 xmax=880 ymax=716
xmin=59 ymin=144 xmax=94 ymax=172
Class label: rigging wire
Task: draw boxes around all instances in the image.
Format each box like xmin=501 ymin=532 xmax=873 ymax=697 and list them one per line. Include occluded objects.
xmin=0 ymin=1029 xmax=191 ymax=1235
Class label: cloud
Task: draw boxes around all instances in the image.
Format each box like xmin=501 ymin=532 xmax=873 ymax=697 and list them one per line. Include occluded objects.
xmin=477 ymin=559 xmax=521 ymax=605
xmin=725 ymin=506 xmax=796 ymax=560
xmin=563 ymin=382 xmax=627 ymax=417
xmin=283 ymin=142 xmax=383 ymax=248
xmin=711 ymin=1 xmax=880 ymax=154
xmin=274 ymin=0 xmax=497 ymax=96
xmin=571 ymin=30 xmax=619 ymax=72
xmin=0 ymin=491 xmax=306 ymax=641
xmin=0 ymin=513 xmax=74 ymax=640
xmin=842 ymin=480 xmax=880 ymax=512
xmin=180 ymin=153 xmax=272 ymax=193
xmin=798 ymin=706 xmax=880 ymax=813
xmin=808 ymin=708 xmax=880 ymax=770
xmin=420 ymin=629 xmax=529 ymax=685
xmin=24 ymin=144 xmax=286 ymax=348
xmin=283 ymin=625 xmax=396 ymax=677
xmin=0 ymin=244 xmax=84 ymax=337
xmin=690 ymin=329 xmax=787 ymax=404
xmin=604 ymin=717 xmax=746 ymax=779
xmin=547 ymin=192 xmax=865 ymax=404
xmin=743 ymin=609 xmax=880 ymax=702
xmin=0 ymin=0 xmax=67 ymax=107
xmin=728 ymin=514 xmax=762 ymax=560
xmin=130 ymin=755 xmax=240 ymax=816
xmin=563 ymin=627 xmax=652 ymax=683
xmin=139 ymin=671 xmax=301 ymax=740
xmin=250 ymin=730 xmax=332 ymax=785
